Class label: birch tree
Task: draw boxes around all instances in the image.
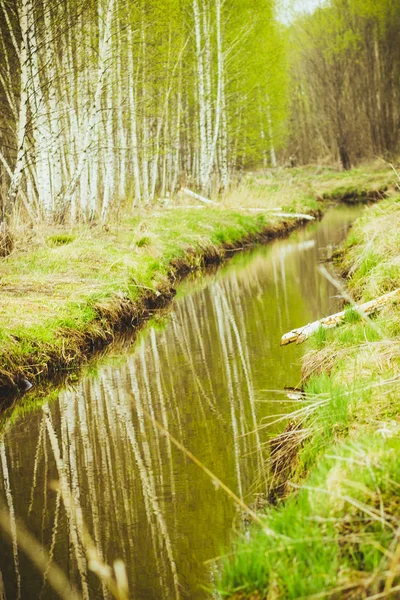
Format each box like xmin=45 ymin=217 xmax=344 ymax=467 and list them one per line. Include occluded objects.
xmin=0 ymin=0 xmax=284 ymax=223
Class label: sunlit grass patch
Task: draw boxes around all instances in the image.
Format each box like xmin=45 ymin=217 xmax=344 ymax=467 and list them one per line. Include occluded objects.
xmin=220 ymin=426 xmax=400 ymax=599
xmin=46 ymin=233 xmax=76 ymax=247
xmin=135 ymin=235 xmax=152 ymax=248
xmin=0 ymin=207 xmax=282 ymax=389
xmin=340 ymin=194 xmax=400 ymax=299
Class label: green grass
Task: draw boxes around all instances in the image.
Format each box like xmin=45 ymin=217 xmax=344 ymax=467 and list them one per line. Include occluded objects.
xmin=219 ymin=191 xmax=400 ymax=599
xmin=46 ymin=233 xmax=75 ymax=246
xmin=0 ymin=208 xmax=294 ymax=389
xmin=0 ymin=162 xmax=397 ymax=392
xmin=222 ymin=434 xmax=400 ymax=599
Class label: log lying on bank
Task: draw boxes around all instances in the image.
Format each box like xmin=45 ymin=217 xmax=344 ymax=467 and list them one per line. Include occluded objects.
xmin=276 ymin=212 xmax=315 ymax=221
xmin=181 ymin=188 xmax=218 ymax=205
xmin=280 ymin=288 xmax=400 ymax=346
xmin=235 ymin=207 xmax=283 ymax=212
xmin=235 ymin=208 xmax=314 ymax=219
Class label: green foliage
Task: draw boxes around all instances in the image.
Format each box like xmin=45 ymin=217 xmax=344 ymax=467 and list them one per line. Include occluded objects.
xmin=135 ymin=236 xmax=151 ymax=248
xmin=46 ymin=234 xmax=75 ymax=247
xmin=225 ymin=0 xmax=288 ymax=166
xmin=311 ymin=324 xmax=327 ymax=348
xmin=344 ymin=306 xmax=361 ymax=323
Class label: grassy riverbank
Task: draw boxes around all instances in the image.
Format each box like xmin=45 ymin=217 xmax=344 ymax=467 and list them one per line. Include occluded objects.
xmin=0 ymin=162 xmax=395 ymax=399
xmin=219 ymin=191 xmax=400 ymax=597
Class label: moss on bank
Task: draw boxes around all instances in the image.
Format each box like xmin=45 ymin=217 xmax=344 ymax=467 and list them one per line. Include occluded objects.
xmin=219 ymin=194 xmax=400 ymax=598
xmin=0 ymin=162 xmax=396 ymax=400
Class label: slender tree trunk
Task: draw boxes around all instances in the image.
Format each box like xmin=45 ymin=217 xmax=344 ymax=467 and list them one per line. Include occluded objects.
xmin=57 ymin=0 xmax=115 ymax=219
xmin=193 ymin=0 xmax=208 ymax=191
xmin=128 ymin=27 xmax=142 ymax=207
xmin=5 ymin=0 xmax=29 ymax=219
xmin=267 ymin=97 xmax=277 ymax=167
xmin=205 ymin=0 xmax=223 ymax=190
xmin=26 ymin=0 xmax=53 ymax=217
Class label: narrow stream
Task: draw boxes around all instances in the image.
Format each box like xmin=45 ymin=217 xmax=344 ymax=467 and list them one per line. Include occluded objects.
xmin=0 ymin=206 xmax=361 ymax=600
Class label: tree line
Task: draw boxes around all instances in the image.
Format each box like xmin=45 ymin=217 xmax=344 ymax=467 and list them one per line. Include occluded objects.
xmin=0 ymin=0 xmax=399 ymax=224
xmin=286 ymin=0 xmax=400 ymax=169
xmin=0 ymin=0 xmax=284 ymax=222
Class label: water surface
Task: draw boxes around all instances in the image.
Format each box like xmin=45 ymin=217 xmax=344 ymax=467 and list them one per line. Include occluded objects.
xmin=0 ymin=206 xmax=360 ymax=599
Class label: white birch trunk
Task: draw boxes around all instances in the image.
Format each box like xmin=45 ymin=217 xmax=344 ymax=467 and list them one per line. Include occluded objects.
xmin=0 ymin=441 xmax=21 ymax=600
xmin=267 ymin=98 xmax=277 ymax=168
xmin=202 ymin=6 xmax=213 ymax=159
xmin=128 ymin=26 xmax=141 ymax=206
xmin=116 ymin=14 xmax=126 ymax=200
xmin=26 ymin=0 xmax=53 ymax=217
xmin=57 ymin=0 xmax=115 ymax=217
xmin=140 ymin=17 xmax=149 ymax=204
xmin=219 ymin=79 xmax=229 ymax=189
xmin=43 ymin=0 xmax=63 ymax=200
xmin=171 ymin=66 xmax=182 ymax=194
xmin=193 ymin=0 xmax=208 ymax=191
xmin=6 ymin=0 xmax=29 ymax=217
xmin=150 ymin=117 xmax=163 ymax=201
xmin=102 ymin=44 xmax=115 ymax=220
xmin=205 ymin=0 xmax=223 ymax=189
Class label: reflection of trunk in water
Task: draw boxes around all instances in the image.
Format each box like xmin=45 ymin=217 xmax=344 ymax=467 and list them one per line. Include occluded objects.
xmin=0 ymin=440 xmax=21 ymax=600
xmin=162 ymin=333 xmax=186 ymax=444
xmin=100 ymin=375 xmax=135 ymax=562
xmin=171 ymin=312 xmax=209 ymax=422
xmin=125 ymin=362 xmax=172 ymax=594
xmin=41 ymin=413 xmax=49 ymax=550
xmin=127 ymin=361 xmax=159 ymax=493
xmin=214 ymin=290 xmax=244 ymax=500
xmin=0 ymin=568 xmax=6 ymax=599
xmin=272 ymin=253 xmax=284 ymax=334
xmin=161 ymin=333 xmax=191 ymax=508
xmin=186 ymin=295 xmax=219 ymax=411
xmin=116 ymin=392 xmax=181 ymax=600
xmin=39 ymin=489 xmax=61 ymax=600
xmin=43 ymin=405 xmax=90 ymax=600
xmin=179 ymin=304 xmax=222 ymax=420
xmin=279 ymin=252 xmax=290 ymax=323
xmin=39 ymin=378 xmax=181 ymax=600
xmin=218 ymin=285 xmax=265 ymax=488
xmin=107 ymin=360 xmax=180 ymax=597
xmin=139 ymin=344 xmax=165 ymax=490
xmin=150 ymin=330 xmax=177 ymax=508
xmin=28 ymin=416 xmax=45 ymax=517
xmin=92 ymin=379 xmax=114 ymax=545
xmin=113 ymin=393 xmax=169 ymax=595
xmin=76 ymin=386 xmax=110 ymax=600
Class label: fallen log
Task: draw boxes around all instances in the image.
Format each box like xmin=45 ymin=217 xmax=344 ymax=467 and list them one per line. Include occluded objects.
xmin=274 ymin=212 xmax=315 ymax=221
xmin=181 ymin=188 xmax=218 ymax=206
xmin=280 ymin=288 xmax=400 ymax=346
xmin=234 ymin=207 xmax=283 ymax=212
xmin=231 ymin=208 xmax=313 ymax=218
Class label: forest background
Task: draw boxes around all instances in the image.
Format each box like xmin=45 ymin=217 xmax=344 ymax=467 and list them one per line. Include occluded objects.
xmin=0 ymin=0 xmax=399 ymax=224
